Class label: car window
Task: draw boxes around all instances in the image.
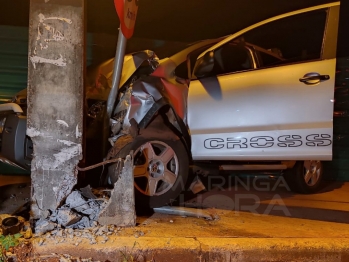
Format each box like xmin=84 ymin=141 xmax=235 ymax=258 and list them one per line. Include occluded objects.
xmin=257 ymin=50 xmax=284 ymax=67
xmin=192 ymin=8 xmax=328 ymax=79
xmin=212 ymin=43 xmax=253 ymax=75
xmin=243 ymin=9 xmax=327 ymax=67
xmin=175 ymin=43 xmax=217 ymax=79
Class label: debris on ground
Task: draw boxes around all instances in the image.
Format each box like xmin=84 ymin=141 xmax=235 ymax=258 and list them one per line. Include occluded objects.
xmin=189 ymin=176 xmax=206 ymax=194
xmin=153 ymin=206 xmax=219 ymax=220
xmin=25 ymin=223 xmax=127 ymax=250
xmin=35 ymin=219 xmax=56 ymax=235
xmin=34 ymin=187 xmax=109 ymax=235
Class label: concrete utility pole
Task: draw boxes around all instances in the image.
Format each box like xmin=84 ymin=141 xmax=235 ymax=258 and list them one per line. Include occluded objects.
xmin=27 ymin=0 xmax=85 ymax=220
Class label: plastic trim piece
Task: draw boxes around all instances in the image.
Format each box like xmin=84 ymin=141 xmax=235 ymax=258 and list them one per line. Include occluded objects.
xmin=220 ymin=164 xmax=288 ymax=170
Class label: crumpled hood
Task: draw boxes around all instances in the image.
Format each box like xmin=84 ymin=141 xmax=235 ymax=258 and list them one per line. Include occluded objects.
xmin=86 ymin=50 xmax=158 ymax=101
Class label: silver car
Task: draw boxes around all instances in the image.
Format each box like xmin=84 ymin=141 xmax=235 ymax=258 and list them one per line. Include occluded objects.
xmin=105 ymin=2 xmax=340 ymax=207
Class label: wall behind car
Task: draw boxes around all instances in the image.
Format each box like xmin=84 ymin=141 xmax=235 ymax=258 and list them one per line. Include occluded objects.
xmin=0 ymin=26 xmax=28 ymax=103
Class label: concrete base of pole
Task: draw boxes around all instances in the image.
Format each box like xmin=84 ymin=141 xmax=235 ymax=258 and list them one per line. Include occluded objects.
xmin=98 ymin=155 xmax=136 ymax=227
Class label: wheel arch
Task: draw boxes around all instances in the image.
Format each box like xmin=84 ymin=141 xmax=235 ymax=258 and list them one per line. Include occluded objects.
xmin=137 ymin=98 xmax=192 ymax=161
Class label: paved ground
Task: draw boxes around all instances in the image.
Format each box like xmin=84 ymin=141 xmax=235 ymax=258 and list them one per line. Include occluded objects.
xmin=35 ymin=178 xmax=349 ymax=261
xmin=1 ymin=175 xmax=349 ymax=261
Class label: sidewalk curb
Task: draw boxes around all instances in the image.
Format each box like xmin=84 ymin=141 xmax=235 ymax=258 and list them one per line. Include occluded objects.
xmin=33 ymin=237 xmax=349 ymax=261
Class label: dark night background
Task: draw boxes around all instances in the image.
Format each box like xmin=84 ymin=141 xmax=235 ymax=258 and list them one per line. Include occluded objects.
xmin=0 ymin=1 xmax=348 ymax=57
xmin=0 ymin=1 xmax=345 ymax=41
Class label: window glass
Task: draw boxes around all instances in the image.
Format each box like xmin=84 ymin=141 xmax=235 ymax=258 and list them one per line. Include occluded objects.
xmin=244 ymin=9 xmax=327 ymax=67
xmin=175 ymin=43 xmax=217 ymax=79
xmin=212 ymin=43 xmax=252 ymax=75
xmin=257 ymin=50 xmax=283 ymax=67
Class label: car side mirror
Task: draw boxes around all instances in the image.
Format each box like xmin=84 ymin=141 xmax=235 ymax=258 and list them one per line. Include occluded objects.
xmin=193 ymin=51 xmax=214 ymax=78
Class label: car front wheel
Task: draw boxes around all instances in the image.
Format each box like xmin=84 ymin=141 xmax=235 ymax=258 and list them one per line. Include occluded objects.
xmin=108 ymin=136 xmax=189 ymax=208
xmin=285 ymin=160 xmax=323 ymax=194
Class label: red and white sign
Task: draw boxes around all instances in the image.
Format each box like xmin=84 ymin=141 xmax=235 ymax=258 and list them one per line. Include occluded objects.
xmin=114 ymin=0 xmax=139 ymax=39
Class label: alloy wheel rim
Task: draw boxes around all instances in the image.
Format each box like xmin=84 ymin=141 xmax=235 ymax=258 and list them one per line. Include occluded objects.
xmin=133 ymin=141 xmax=179 ymax=196
xmin=303 ymin=160 xmax=321 ymax=186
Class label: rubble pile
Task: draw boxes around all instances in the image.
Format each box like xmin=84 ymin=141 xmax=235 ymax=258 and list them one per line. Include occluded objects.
xmin=35 ymin=186 xmax=110 ymax=235
xmin=38 ymin=224 xmax=125 ymax=246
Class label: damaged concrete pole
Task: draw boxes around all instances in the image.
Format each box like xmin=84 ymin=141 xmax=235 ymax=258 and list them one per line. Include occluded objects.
xmin=98 ymin=155 xmax=136 ymax=227
xmin=27 ymin=0 xmax=85 ymax=220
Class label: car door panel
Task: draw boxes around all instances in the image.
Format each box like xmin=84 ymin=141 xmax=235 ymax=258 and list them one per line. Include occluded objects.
xmin=188 ymin=59 xmax=336 ymax=161
xmin=188 ymin=2 xmax=339 ymax=161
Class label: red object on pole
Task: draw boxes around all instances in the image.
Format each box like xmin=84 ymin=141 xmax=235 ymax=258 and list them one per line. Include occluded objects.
xmin=114 ymin=0 xmax=139 ymax=39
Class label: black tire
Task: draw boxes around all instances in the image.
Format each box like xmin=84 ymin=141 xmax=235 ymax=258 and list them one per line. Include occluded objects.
xmin=284 ymin=161 xmax=323 ymax=194
xmin=108 ymin=135 xmax=189 ymax=208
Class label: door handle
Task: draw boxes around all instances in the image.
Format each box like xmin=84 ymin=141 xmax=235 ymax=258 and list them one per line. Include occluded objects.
xmin=299 ymin=73 xmax=330 ymax=85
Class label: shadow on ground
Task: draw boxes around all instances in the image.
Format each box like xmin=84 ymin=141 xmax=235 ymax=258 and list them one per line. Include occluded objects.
xmin=179 ymin=174 xmax=349 ymax=224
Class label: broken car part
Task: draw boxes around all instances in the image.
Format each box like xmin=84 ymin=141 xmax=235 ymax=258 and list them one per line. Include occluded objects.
xmin=153 ymin=206 xmax=214 ymax=220
xmin=189 ymin=176 xmax=206 ymax=194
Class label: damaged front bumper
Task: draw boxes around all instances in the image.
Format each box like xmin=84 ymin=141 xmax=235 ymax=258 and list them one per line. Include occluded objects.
xmin=106 ymin=52 xmax=190 ymax=152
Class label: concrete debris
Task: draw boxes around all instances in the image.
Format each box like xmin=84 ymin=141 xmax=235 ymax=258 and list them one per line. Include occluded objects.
xmin=35 ymin=185 xmax=109 ymax=233
xmin=56 ymin=229 xmax=63 ymax=237
xmin=108 ymin=225 xmax=115 ymax=232
xmin=90 ymin=238 xmax=97 ymax=245
xmin=56 ymin=209 xmax=81 ymax=227
xmin=134 ymin=230 xmax=145 ymax=238
xmin=153 ymin=206 xmax=215 ymax=220
xmin=35 ymin=219 xmax=56 ymax=235
xmin=57 ymin=254 xmax=94 ymax=262
xmin=67 ymin=216 xmax=90 ymax=229
xmin=38 ymin=223 xmax=129 ymax=247
xmin=95 ymin=227 xmax=105 ymax=236
xmin=101 ymin=225 xmax=108 ymax=233
xmin=80 ymin=185 xmax=97 ymax=199
xmin=65 ymin=191 xmax=90 ymax=212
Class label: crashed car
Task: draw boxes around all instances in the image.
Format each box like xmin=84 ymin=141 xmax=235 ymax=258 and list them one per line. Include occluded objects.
xmin=0 ymin=2 xmax=343 ymax=207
